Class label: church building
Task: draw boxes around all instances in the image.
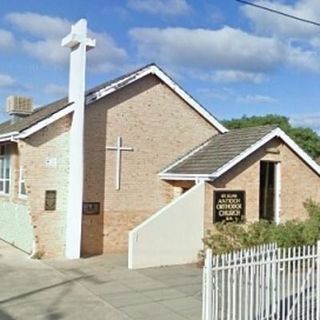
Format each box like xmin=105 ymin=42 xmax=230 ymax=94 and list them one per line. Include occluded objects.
xmin=0 ymin=20 xmax=319 ymax=268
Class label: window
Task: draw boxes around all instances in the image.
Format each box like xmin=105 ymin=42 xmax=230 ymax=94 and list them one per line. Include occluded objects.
xmin=0 ymin=145 xmax=10 ymax=195
xmin=19 ymin=166 xmax=27 ymax=197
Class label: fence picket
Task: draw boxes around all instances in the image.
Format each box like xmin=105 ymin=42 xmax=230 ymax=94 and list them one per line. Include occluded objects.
xmin=244 ymin=250 xmax=249 ymax=320
xmin=307 ymin=245 xmax=311 ymax=320
xmin=302 ymin=246 xmax=306 ymax=320
xmin=238 ymin=250 xmax=242 ymax=319
xmin=297 ymin=246 xmax=301 ymax=319
xmin=204 ymin=249 xmax=213 ymax=320
xmin=311 ymin=245 xmax=315 ymax=320
xmin=292 ymin=246 xmax=296 ymax=320
xmin=221 ymin=253 xmax=225 ymax=320
xmin=317 ymin=241 xmax=320 ymax=320
xmin=287 ymin=246 xmax=291 ymax=320
xmin=202 ymin=242 xmax=319 ymax=320
xmin=214 ymin=254 xmax=218 ymax=320
xmin=249 ymin=248 xmax=254 ymax=320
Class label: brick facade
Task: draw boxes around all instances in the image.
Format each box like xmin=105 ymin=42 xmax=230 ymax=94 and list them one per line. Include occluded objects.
xmin=0 ymin=117 xmax=70 ymax=257
xmin=2 ymin=73 xmax=319 ymax=259
xmin=82 ymin=75 xmax=217 ymax=255
xmin=21 ymin=117 xmax=70 ymax=257
xmin=203 ymin=138 xmax=320 ymax=230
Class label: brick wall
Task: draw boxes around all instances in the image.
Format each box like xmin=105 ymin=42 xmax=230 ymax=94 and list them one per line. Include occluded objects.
xmin=82 ymin=75 xmax=218 ymax=255
xmin=204 ymin=138 xmax=320 ymax=229
xmin=20 ymin=116 xmax=71 ymax=257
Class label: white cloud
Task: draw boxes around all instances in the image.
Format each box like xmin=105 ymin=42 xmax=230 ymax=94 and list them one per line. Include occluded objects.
xmin=6 ymin=12 xmax=71 ymax=39
xmin=130 ymin=26 xmax=287 ymax=73
xmin=130 ymin=26 xmax=320 ymax=76
xmin=287 ymin=46 xmax=320 ymax=72
xmin=0 ymin=74 xmax=15 ymax=88
xmin=6 ymin=12 xmax=127 ymax=72
xmin=22 ymin=38 xmax=68 ymax=66
xmin=87 ymin=32 xmax=128 ymax=73
xmin=197 ymin=87 xmax=234 ymax=101
xmin=240 ymin=1 xmax=320 ymax=74
xmin=237 ymin=94 xmax=276 ymax=105
xmin=290 ymin=113 xmax=320 ymax=131
xmin=127 ymin=0 xmax=190 ymax=15
xmin=241 ymin=0 xmax=320 ymax=39
xmin=43 ymin=84 xmax=68 ymax=96
xmin=0 ymin=29 xmax=15 ymax=50
xmin=212 ymin=70 xmax=267 ymax=84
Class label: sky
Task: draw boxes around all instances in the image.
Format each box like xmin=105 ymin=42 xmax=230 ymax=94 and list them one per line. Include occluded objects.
xmin=0 ymin=0 xmax=320 ymax=132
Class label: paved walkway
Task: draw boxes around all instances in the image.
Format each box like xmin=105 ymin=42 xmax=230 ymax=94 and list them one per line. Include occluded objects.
xmin=0 ymin=241 xmax=202 ymax=319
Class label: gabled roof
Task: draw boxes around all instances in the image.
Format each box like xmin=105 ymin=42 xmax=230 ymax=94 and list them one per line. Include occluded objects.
xmin=0 ymin=98 xmax=69 ymax=134
xmin=0 ymin=63 xmax=227 ymax=142
xmin=160 ymin=126 xmax=320 ymax=180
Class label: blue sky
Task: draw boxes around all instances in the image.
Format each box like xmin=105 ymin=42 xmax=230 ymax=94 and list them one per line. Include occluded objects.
xmin=0 ymin=0 xmax=320 ymax=131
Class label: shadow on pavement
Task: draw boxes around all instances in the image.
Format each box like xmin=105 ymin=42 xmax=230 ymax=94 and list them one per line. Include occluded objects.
xmin=0 ymin=308 xmax=14 ymax=319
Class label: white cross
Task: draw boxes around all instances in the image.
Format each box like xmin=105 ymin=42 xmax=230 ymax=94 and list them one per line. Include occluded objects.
xmin=106 ymin=137 xmax=133 ymax=190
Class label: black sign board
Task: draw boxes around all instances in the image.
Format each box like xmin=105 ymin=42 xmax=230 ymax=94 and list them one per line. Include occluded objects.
xmin=214 ymin=190 xmax=245 ymax=223
xmin=83 ymin=202 xmax=100 ymax=215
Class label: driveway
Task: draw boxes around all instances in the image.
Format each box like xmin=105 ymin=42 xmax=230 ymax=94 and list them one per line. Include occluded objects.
xmin=0 ymin=240 xmax=202 ymax=319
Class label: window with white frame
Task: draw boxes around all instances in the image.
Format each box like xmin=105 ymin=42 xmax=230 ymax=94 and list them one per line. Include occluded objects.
xmin=19 ymin=166 xmax=27 ymax=197
xmin=0 ymin=145 xmax=10 ymax=195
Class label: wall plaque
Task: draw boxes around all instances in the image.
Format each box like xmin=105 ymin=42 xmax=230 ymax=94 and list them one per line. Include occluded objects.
xmin=45 ymin=190 xmax=57 ymax=211
xmin=214 ymin=190 xmax=245 ymax=223
xmin=83 ymin=202 xmax=100 ymax=215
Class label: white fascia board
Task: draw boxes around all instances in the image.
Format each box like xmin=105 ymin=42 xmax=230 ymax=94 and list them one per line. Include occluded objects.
xmin=0 ymin=132 xmax=19 ymax=142
xmin=150 ymin=66 xmax=228 ymax=134
xmin=211 ymin=129 xmax=279 ymax=179
xmin=159 ymin=173 xmax=212 ymax=181
xmin=276 ymin=128 xmax=320 ymax=176
xmin=17 ymin=104 xmax=74 ymax=139
xmin=86 ymin=67 xmax=152 ymax=104
xmin=86 ymin=65 xmax=228 ymax=133
xmin=159 ymin=130 xmax=278 ymax=181
xmin=160 ymin=127 xmax=320 ymax=181
xmin=212 ymin=127 xmax=320 ymax=178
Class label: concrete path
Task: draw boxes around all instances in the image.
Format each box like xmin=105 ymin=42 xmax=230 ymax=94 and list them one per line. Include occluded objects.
xmin=0 ymin=241 xmax=202 ymax=319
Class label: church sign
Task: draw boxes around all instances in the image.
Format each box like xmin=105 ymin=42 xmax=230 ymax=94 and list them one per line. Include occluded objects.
xmin=214 ymin=190 xmax=245 ymax=222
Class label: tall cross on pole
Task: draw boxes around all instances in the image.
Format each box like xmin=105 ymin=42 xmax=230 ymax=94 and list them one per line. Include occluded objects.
xmin=62 ymin=19 xmax=96 ymax=259
xmin=106 ymin=137 xmax=133 ymax=190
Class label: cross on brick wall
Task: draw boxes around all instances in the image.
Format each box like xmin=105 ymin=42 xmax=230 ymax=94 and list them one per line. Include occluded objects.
xmin=106 ymin=136 xmax=133 ymax=190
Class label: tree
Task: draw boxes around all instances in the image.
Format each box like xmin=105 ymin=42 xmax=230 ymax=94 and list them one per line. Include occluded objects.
xmin=222 ymin=114 xmax=320 ymax=160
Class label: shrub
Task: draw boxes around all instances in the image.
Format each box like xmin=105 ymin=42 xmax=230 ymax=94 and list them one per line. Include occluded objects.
xmin=202 ymin=200 xmax=320 ymax=256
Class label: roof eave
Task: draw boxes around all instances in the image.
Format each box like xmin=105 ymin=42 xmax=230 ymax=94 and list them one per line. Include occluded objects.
xmin=0 ymin=132 xmax=19 ymax=142
xmin=0 ymin=103 xmax=74 ymax=142
xmin=158 ymin=173 xmax=213 ymax=181
xmin=160 ymin=127 xmax=320 ymax=180
xmin=210 ymin=128 xmax=320 ymax=178
xmin=17 ymin=103 xmax=74 ymax=139
xmin=86 ymin=64 xmax=228 ymax=134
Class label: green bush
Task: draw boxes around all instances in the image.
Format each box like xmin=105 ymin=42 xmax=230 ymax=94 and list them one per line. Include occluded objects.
xmin=202 ymin=199 xmax=320 ymax=256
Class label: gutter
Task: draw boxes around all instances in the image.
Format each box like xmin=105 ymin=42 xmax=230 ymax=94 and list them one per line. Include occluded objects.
xmin=158 ymin=173 xmax=213 ymax=181
xmin=0 ymin=131 xmax=19 ymax=143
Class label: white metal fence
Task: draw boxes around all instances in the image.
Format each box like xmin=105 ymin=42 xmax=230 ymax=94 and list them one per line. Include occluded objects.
xmin=202 ymin=242 xmax=320 ymax=320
